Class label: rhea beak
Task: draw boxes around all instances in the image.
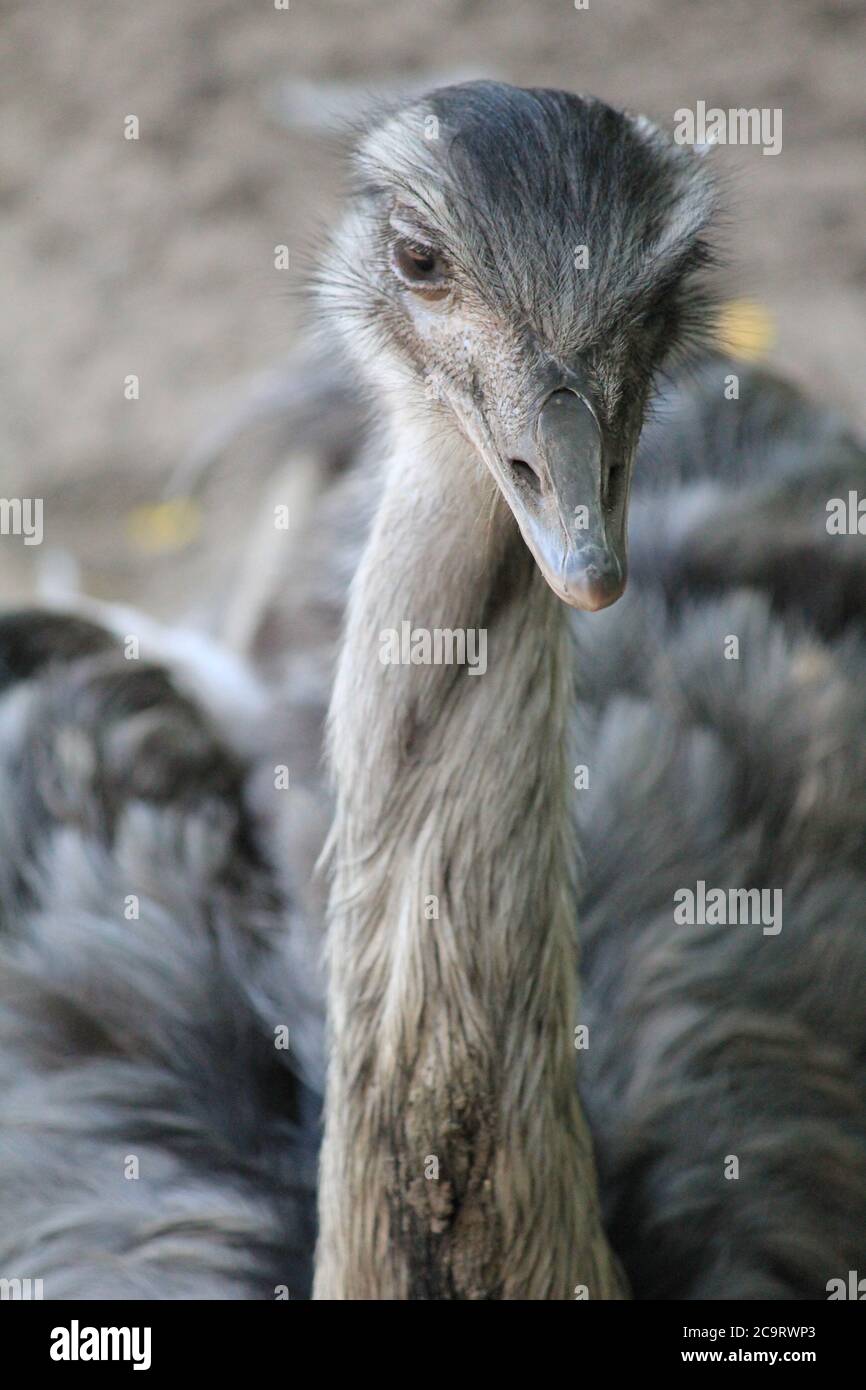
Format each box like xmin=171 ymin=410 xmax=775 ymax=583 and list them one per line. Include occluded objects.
xmin=502 ymin=387 xmax=628 ymax=612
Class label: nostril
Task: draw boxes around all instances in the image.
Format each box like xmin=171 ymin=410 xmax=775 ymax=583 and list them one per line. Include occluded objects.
xmin=508 ymin=457 xmax=541 ymax=493
xmin=604 ymin=459 xmax=624 ymax=510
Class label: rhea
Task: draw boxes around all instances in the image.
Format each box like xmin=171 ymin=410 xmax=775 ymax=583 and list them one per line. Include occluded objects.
xmin=312 ymin=81 xmax=717 ymax=1300
xmin=1 ymin=81 xmax=865 ymax=1302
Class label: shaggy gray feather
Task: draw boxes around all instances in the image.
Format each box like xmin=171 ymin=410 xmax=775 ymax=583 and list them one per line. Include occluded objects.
xmin=577 ymin=362 xmax=866 ymax=1298
xmin=0 ymin=616 xmax=317 ymax=1299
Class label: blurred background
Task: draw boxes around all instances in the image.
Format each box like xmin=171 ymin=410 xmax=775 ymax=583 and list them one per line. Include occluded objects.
xmin=1 ymin=0 xmax=864 ymax=619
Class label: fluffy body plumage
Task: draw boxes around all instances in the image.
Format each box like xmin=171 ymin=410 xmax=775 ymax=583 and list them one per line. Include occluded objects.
xmin=578 ymin=367 xmax=866 ymax=1298
xmin=0 ymin=614 xmax=317 ymax=1299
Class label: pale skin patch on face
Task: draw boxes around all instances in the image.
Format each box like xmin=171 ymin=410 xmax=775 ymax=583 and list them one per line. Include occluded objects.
xmin=398 ymin=286 xmax=534 ymax=455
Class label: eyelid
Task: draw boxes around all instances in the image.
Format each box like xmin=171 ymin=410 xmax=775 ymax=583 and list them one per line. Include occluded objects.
xmin=402 ymin=237 xmax=434 ymax=258
xmin=389 ymin=211 xmax=438 ymax=248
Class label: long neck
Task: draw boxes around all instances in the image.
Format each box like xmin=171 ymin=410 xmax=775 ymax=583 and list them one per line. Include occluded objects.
xmin=314 ymin=415 xmax=623 ymax=1300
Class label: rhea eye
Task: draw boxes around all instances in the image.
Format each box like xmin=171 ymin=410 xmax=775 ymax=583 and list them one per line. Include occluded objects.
xmin=391 ymin=238 xmax=448 ymax=291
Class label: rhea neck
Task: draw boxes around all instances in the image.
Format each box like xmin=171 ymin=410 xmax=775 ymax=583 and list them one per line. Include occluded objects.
xmin=314 ymin=397 xmax=623 ymax=1300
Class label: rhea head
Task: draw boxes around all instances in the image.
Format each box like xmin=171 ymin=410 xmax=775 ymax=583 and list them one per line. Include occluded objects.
xmin=320 ymin=81 xmax=717 ymax=611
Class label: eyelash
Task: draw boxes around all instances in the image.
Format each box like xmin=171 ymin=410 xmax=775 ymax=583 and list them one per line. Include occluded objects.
xmin=404 ymin=241 xmax=437 ymax=272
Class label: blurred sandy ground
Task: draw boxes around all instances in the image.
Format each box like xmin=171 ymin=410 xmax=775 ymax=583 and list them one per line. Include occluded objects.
xmin=0 ymin=0 xmax=864 ymax=618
